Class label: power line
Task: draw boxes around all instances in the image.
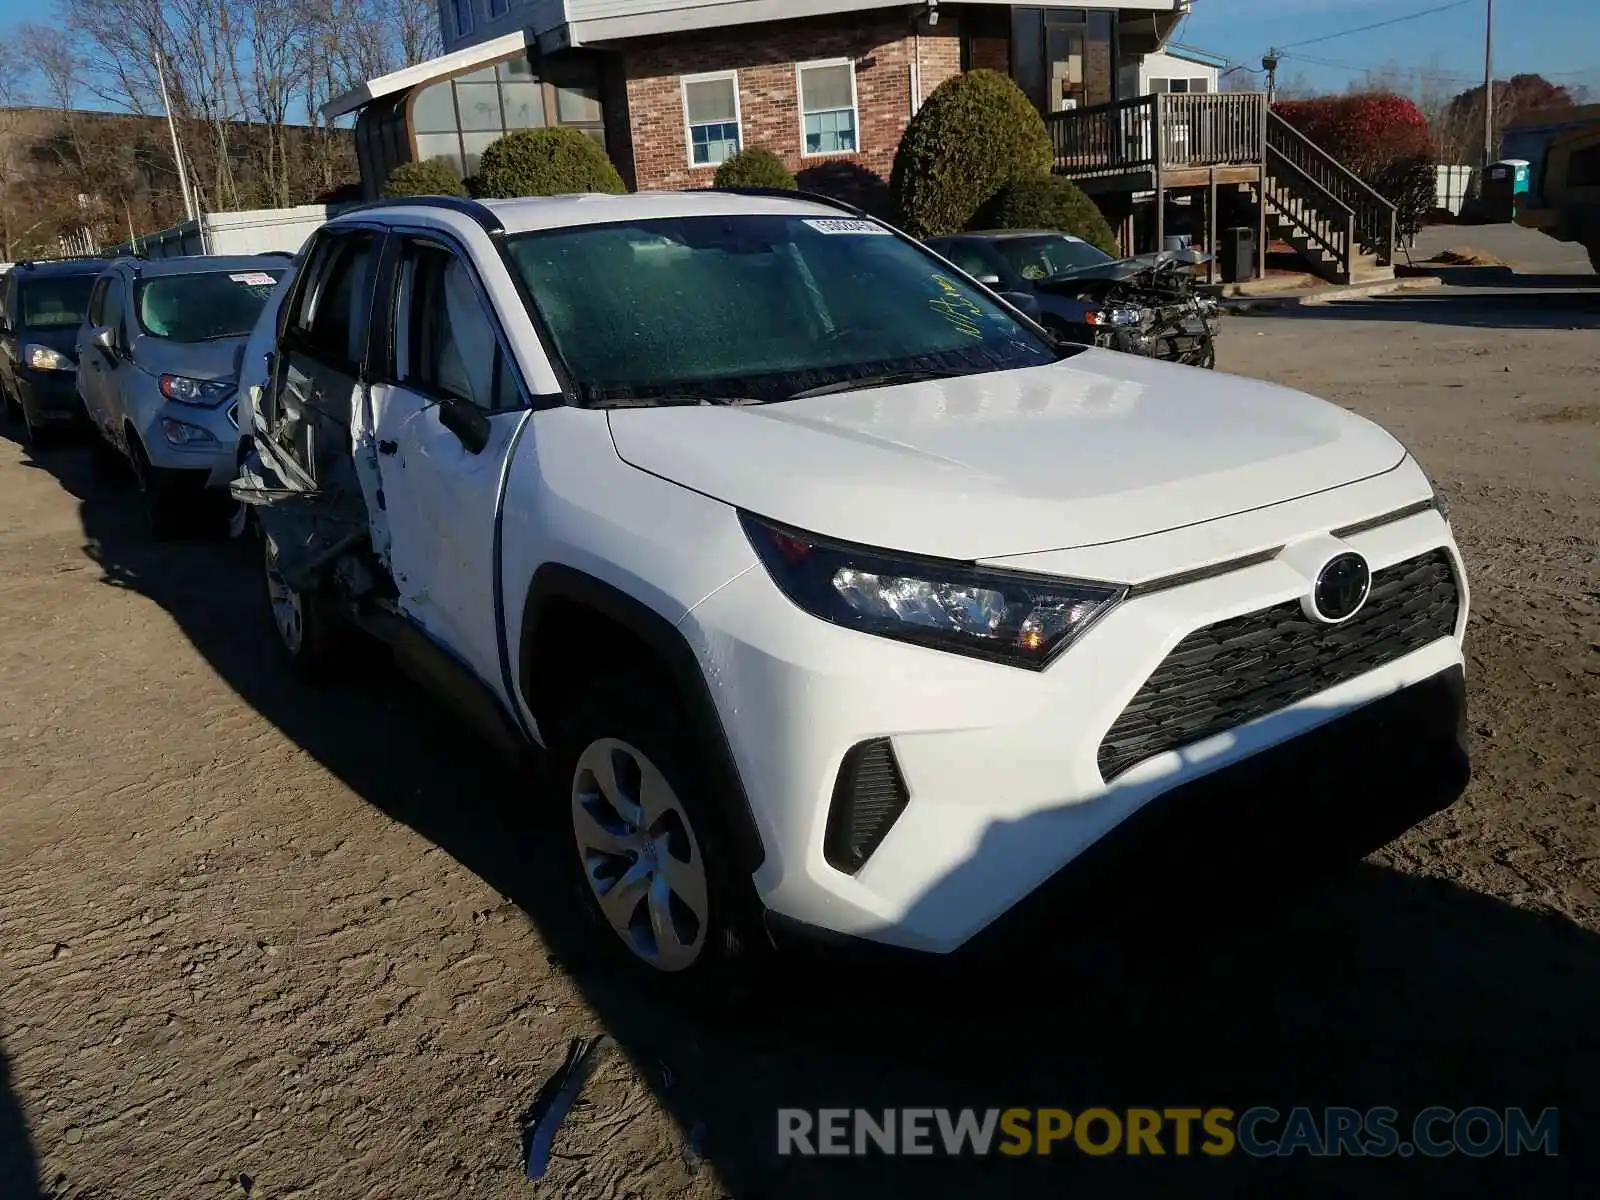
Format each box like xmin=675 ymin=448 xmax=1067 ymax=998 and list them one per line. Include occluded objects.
xmin=1280 ymin=0 xmax=1477 ymax=51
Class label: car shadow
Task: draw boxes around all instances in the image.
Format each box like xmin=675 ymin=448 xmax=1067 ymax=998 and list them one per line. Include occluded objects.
xmin=0 ymin=1041 xmax=42 ymax=1200
xmin=19 ymin=440 xmax=1594 ymax=1197
xmin=1247 ymin=287 xmax=1600 ymax=332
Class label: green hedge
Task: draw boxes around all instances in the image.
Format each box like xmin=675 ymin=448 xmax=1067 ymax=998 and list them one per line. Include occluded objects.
xmin=889 ymin=69 xmax=1053 ymax=238
xmin=973 ymin=176 xmax=1120 ymax=256
xmin=713 ymin=147 xmax=796 ymax=190
xmin=382 ymin=159 xmax=469 ymax=200
xmin=474 ymin=128 xmax=626 ymax=199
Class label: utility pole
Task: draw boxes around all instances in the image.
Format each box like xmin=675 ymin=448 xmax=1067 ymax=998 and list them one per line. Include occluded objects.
xmin=155 ymin=48 xmax=197 ymax=225
xmin=1482 ymin=0 xmax=1495 ymax=167
xmin=1262 ymin=49 xmax=1280 ymax=105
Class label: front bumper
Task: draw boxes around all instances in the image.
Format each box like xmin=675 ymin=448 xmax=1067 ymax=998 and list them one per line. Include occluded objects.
xmin=16 ymin=371 xmax=85 ymax=422
xmin=680 ymin=501 xmax=1468 ymax=956
xmin=137 ymin=397 xmax=242 ymax=486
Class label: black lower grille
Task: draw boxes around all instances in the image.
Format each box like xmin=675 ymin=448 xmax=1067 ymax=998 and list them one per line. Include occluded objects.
xmin=1097 ymin=549 xmax=1461 ymax=782
xmin=825 ymin=739 xmax=910 ymax=874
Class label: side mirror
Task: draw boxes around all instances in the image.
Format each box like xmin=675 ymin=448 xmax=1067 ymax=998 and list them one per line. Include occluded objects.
xmin=437 ymin=394 xmax=490 ymax=455
xmin=91 ymin=326 xmax=117 ymax=361
xmin=976 ymin=273 xmax=1003 ymax=286
xmin=1000 ymin=291 xmax=1043 ymax=322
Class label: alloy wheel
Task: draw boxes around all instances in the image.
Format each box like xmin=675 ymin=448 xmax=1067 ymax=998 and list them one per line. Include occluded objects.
xmin=264 ymin=540 xmax=304 ymax=655
xmin=571 ymin=738 xmax=710 ymax=972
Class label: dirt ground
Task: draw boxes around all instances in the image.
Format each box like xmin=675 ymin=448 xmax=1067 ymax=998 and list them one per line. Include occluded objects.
xmin=1 ymin=283 xmax=1597 ymax=1200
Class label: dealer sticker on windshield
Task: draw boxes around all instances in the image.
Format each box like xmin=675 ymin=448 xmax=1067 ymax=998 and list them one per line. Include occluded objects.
xmin=803 ymin=218 xmax=891 ymax=236
xmin=230 ymin=272 xmax=278 ymax=287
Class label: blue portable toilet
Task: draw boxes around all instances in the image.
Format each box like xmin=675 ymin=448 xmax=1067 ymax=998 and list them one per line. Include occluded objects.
xmin=1482 ymin=159 xmax=1531 ymax=222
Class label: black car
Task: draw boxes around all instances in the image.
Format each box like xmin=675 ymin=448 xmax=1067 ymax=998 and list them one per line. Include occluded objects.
xmin=925 ymin=230 xmax=1221 ymax=369
xmin=0 ymin=257 xmax=105 ymax=446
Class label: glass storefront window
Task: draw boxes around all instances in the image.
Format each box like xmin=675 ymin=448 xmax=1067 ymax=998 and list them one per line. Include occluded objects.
xmin=501 ymin=81 xmax=546 ymax=129
xmin=462 ymin=131 xmax=503 ymax=176
xmin=415 ymin=132 xmax=465 ymax=177
xmin=556 ymin=83 xmax=602 ymax=125
xmin=412 ymin=82 xmax=458 ymax=134
xmin=456 ymin=81 xmax=504 ymax=130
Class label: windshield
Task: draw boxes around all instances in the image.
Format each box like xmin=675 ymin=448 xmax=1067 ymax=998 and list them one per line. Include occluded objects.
xmin=503 ymin=214 xmax=1066 ymax=405
xmin=135 ymin=270 xmax=285 ymax=342
xmin=20 ymin=276 xmax=98 ymax=328
xmin=991 ymin=235 xmax=1115 ymax=281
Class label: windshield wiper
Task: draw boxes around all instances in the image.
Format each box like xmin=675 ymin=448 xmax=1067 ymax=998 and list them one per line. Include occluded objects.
xmin=584 ymin=391 xmax=757 ymax=409
xmin=784 ymin=368 xmax=971 ymax=401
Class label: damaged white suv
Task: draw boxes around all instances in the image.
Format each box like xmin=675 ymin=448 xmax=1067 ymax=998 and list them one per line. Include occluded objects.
xmin=236 ymin=191 xmax=1470 ymax=996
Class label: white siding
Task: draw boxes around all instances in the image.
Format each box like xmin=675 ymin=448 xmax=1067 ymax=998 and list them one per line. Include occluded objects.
xmin=1135 ymin=49 xmax=1219 ymax=96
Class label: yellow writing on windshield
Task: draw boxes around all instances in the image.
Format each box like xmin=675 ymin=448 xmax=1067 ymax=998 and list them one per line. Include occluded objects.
xmin=929 ymin=273 xmax=985 ymax=339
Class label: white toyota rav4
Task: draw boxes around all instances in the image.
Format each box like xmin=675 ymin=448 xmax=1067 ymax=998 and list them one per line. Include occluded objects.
xmin=236 ymin=190 xmax=1470 ymax=997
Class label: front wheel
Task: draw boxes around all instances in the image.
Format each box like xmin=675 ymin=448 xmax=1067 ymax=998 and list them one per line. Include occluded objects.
xmin=264 ymin=536 xmax=344 ymax=681
xmin=554 ymin=672 xmax=764 ymax=1009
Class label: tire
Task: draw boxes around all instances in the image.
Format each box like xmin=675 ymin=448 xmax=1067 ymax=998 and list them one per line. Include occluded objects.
xmin=20 ymin=403 xmax=51 ymax=451
xmin=263 ymin=535 xmax=345 ymax=681
xmin=89 ymin=429 xmax=130 ymax=484
xmin=553 ymin=672 xmax=765 ymax=1009
xmin=127 ymin=437 xmax=187 ymax=540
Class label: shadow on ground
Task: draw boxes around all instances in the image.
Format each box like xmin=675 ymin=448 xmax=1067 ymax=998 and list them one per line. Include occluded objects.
xmin=11 ymin=430 xmax=1596 ymax=1197
xmin=0 ymin=1041 xmax=42 ymax=1200
xmin=1253 ymin=286 xmax=1600 ymax=332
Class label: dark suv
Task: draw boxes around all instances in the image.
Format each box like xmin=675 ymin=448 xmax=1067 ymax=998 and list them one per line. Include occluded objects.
xmin=0 ymin=257 xmax=105 ymax=446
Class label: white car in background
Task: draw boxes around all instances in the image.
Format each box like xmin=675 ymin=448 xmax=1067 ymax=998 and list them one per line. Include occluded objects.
xmin=234 ymin=191 xmax=1472 ymax=1002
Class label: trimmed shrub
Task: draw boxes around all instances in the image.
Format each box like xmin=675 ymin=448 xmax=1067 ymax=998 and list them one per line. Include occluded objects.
xmin=382 ymin=159 xmax=468 ymax=199
xmin=713 ymin=147 xmax=796 ymax=190
xmin=890 ymin=69 xmax=1053 ymax=238
xmin=474 ymin=127 xmax=626 ymax=198
xmin=973 ymin=175 xmax=1120 ymax=256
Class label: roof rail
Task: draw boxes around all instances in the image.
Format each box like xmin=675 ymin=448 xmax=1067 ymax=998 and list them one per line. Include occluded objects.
xmin=335 ymin=194 xmax=505 ymax=236
xmin=690 ymin=186 xmax=872 ymax=218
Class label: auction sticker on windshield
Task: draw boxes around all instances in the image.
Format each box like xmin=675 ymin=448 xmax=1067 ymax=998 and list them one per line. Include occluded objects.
xmin=803 ymin=218 xmax=892 ymax=236
xmin=230 ymin=272 xmax=278 ymax=287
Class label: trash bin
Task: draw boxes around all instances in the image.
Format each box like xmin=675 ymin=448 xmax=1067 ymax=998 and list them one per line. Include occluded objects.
xmin=1221 ymin=226 xmax=1257 ymax=283
xmin=1482 ymin=159 xmax=1531 ymax=223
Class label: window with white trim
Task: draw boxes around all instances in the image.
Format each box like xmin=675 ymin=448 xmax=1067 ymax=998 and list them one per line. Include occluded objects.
xmin=798 ymin=60 xmax=858 ymax=156
xmin=1150 ymin=77 xmax=1211 ymax=94
xmin=682 ymin=73 xmax=741 ymax=167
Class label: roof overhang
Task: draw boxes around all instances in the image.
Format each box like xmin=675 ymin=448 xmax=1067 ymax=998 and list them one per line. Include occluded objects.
xmin=553 ymin=0 xmax=1183 ymax=50
xmin=323 ymin=30 xmax=533 ymax=122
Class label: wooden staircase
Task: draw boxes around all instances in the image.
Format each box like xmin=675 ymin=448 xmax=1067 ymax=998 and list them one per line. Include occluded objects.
xmin=1258 ymin=112 xmax=1400 ymax=285
xmin=1045 ymin=95 xmax=1401 ymax=286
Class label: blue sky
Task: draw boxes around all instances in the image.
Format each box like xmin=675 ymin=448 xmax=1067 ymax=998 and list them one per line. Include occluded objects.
xmin=1183 ymin=0 xmax=1599 ymax=98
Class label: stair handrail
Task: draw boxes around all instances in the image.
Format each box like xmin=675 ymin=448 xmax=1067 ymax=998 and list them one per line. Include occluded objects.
xmin=1266 ymin=112 xmax=1397 ymax=261
xmin=1265 ymin=144 xmax=1357 ymax=271
xmin=1046 ymin=95 xmax=1159 ymax=176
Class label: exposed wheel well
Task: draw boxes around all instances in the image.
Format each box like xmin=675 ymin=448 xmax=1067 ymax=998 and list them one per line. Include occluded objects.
xmin=518 ymin=566 xmax=766 ymax=873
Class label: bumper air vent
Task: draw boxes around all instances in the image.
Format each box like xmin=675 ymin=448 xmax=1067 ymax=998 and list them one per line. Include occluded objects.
xmin=824 ymin=738 xmax=910 ymax=874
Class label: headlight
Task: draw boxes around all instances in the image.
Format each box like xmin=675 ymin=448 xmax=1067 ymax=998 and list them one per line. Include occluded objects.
xmin=160 ymin=417 xmax=218 ymax=446
xmin=26 ymin=344 xmax=75 ymax=372
xmin=1084 ymin=307 xmax=1142 ymax=328
xmin=159 ymin=374 xmax=233 ymax=406
xmin=740 ymin=514 xmax=1125 ymax=670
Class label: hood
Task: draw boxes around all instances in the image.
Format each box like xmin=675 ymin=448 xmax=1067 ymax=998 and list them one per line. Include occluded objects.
xmin=606 ymin=351 xmax=1407 ymax=562
xmin=1037 ymin=248 xmax=1210 ymax=289
xmin=130 ymin=334 xmax=249 ymax=382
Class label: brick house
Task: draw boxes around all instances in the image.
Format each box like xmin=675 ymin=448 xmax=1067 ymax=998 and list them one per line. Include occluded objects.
xmin=327 ymin=1 xmax=1191 ymax=214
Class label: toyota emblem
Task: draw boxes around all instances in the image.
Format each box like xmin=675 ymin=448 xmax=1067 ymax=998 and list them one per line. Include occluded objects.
xmin=1312 ymin=552 xmax=1371 ymax=623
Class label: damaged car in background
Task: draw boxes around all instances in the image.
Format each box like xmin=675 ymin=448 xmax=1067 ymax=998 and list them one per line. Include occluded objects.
xmin=925 ymin=230 xmax=1223 ymax=368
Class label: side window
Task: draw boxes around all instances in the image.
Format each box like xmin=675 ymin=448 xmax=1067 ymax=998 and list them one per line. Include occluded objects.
xmin=394 ymin=239 xmax=520 ymax=411
xmin=103 ymin=282 xmax=126 ymax=350
xmin=292 ymin=232 xmax=378 ymax=370
xmin=87 ymin=279 xmax=108 ymax=327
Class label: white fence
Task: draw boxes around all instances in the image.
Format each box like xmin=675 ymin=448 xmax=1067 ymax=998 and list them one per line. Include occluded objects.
xmin=104 ymin=203 xmax=352 ymax=260
xmin=1435 ymin=166 xmax=1477 ymax=216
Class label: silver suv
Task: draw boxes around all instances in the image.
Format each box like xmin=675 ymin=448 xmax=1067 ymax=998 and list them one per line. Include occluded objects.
xmin=78 ymin=254 xmax=290 ymax=537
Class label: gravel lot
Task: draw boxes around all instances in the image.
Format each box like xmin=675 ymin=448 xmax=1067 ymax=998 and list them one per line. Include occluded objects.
xmin=1 ymin=276 xmax=1596 ymax=1199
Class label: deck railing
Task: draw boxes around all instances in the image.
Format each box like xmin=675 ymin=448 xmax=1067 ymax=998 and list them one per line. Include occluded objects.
xmin=1047 ymin=91 xmax=1268 ymax=177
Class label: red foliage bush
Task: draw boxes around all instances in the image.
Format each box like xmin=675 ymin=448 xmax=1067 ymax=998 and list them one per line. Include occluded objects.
xmin=1275 ymin=92 xmax=1439 ymax=236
